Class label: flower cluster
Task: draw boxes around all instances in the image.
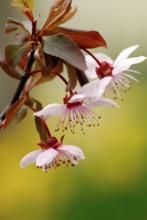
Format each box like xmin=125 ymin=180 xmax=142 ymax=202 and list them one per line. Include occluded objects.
xmin=0 ymin=0 xmax=146 ymax=172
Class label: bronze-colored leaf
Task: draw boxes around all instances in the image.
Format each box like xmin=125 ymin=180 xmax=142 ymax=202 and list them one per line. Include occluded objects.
xmin=46 ymin=27 xmax=107 ymax=48
xmin=60 ymin=6 xmax=77 ymax=24
xmin=65 ymin=64 xmax=77 ymax=91
xmin=5 ymin=42 xmax=32 ymax=67
xmin=41 ymin=0 xmax=72 ymax=33
xmin=43 ymin=53 xmax=59 ymax=75
xmin=26 ymin=97 xmax=48 ymax=141
xmin=43 ymin=34 xmax=87 ymax=71
xmin=0 ymin=54 xmax=21 ymax=79
xmin=14 ymin=105 xmax=27 ymax=123
xmin=3 ymin=97 xmax=26 ymax=129
xmin=5 ymin=17 xmax=30 ymax=35
xmin=11 ymin=0 xmax=34 ymax=11
xmin=76 ymin=69 xmax=89 ymax=86
xmin=24 ymin=73 xmax=42 ymax=93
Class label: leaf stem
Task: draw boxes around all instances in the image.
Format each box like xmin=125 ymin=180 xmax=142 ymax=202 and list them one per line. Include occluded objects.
xmin=83 ymin=48 xmax=101 ymax=66
xmin=51 ymin=70 xmax=68 ymax=85
xmin=26 ymin=103 xmax=52 ymax=140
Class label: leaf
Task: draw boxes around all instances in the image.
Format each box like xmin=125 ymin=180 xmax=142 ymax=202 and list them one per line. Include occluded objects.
xmin=60 ymin=6 xmax=77 ymax=24
xmin=42 ymin=0 xmax=72 ymax=32
xmin=43 ymin=53 xmax=59 ymax=75
xmin=0 ymin=54 xmax=21 ymax=79
xmin=5 ymin=42 xmax=32 ymax=67
xmin=34 ymin=47 xmax=59 ymax=77
xmin=5 ymin=17 xmax=30 ymax=35
xmin=76 ymin=69 xmax=89 ymax=86
xmin=26 ymin=97 xmax=48 ymax=141
xmin=24 ymin=74 xmax=42 ymax=93
xmin=43 ymin=34 xmax=87 ymax=71
xmin=14 ymin=105 xmax=27 ymax=123
xmin=3 ymin=97 xmax=26 ymax=129
xmin=65 ymin=64 xmax=77 ymax=91
xmin=46 ymin=27 xmax=107 ymax=48
xmin=11 ymin=0 xmax=34 ymax=11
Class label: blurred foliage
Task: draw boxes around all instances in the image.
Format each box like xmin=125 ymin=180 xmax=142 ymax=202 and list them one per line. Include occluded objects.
xmin=0 ymin=0 xmax=147 ymax=220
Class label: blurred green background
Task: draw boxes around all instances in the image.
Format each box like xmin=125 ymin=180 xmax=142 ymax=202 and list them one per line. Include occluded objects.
xmin=0 ymin=0 xmax=147 ymax=220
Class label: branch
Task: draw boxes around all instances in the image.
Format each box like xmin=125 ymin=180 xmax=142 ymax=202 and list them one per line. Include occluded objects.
xmin=0 ymin=48 xmax=35 ymax=121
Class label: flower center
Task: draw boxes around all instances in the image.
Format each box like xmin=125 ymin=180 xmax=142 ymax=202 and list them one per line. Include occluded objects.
xmin=37 ymin=137 xmax=60 ymax=150
xmin=55 ymin=95 xmax=100 ymax=134
xmin=96 ymin=61 xmax=113 ymax=79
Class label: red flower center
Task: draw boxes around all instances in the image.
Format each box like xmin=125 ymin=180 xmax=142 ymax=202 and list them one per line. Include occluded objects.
xmin=96 ymin=61 xmax=113 ymax=79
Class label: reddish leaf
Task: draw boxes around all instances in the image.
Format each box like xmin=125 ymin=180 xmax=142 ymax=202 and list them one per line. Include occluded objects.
xmin=41 ymin=0 xmax=72 ymax=33
xmin=65 ymin=64 xmax=77 ymax=91
xmin=76 ymin=69 xmax=89 ymax=86
xmin=3 ymin=97 xmax=26 ymax=129
xmin=5 ymin=42 xmax=32 ymax=67
xmin=43 ymin=53 xmax=59 ymax=75
xmin=14 ymin=105 xmax=27 ymax=123
xmin=43 ymin=34 xmax=87 ymax=71
xmin=0 ymin=54 xmax=21 ymax=79
xmin=18 ymin=46 xmax=30 ymax=69
xmin=61 ymin=6 xmax=77 ymax=24
xmin=5 ymin=17 xmax=30 ymax=35
xmin=24 ymin=74 xmax=42 ymax=93
xmin=26 ymin=97 xmax=48 ymax=141
xmin=11 ymin=0 xmax=34 ymax=11
xmin=46 ymin=27 xmax=107 ymax=48
xmin=34 ymin=47 xmax=58 ymax=77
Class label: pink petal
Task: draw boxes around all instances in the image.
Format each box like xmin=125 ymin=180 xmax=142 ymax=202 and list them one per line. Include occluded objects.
xmin=76 ymin=77 xmax=112 ymax=100
xmin=77 ymin=79 xmax=100 ymax=95
xmin=34 ymin=103 xmax=65 ymax=120
xmin=36 ymin=148 xmax=58 ymax=166
xmin=69 ymin=93 xmax=85 ymax=103
xmin=20 ymin=149 xmax=43 ymax=168
xmin=58 ymin=145 xmax=85 ymax=160
xmin=114 ymin=45 xmax=139 ymax=66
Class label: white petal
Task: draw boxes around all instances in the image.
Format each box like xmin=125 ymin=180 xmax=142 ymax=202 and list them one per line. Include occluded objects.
xmin=77 ymin=76 xmax=112 ymax=99
xmin=20 ymin=149 xmax=43 ymax=168
xmin=96 ymin=77 xmax=112 ymax=97
xmin=58 ymin=145 xmax=85 ymax=160
xmin=114 ymin=45 xmax=139 ymax=65
xmin=113 ymin=56 xmax=146 ymax=75
xmin=113 ymin=60 xmax=131 ymax=75
xmin=77 ymin=79 xmax=100 ymax=95
xmin=114 ymin=45 xmax=139 ymax=66
xmin=34 ymin=103 xmax=65 ymax=120
xmin=85 ymin=55 xmax=98 ymax=79
xmin=94 ymin=52 xmax=113 ymax=63
xmin=36 ymin=148 xmax=58 ymax=166
xmin=89 ymin=97 xmax=119 ymax=108
xmin=127 ymin=56 xmax=146 ymax=64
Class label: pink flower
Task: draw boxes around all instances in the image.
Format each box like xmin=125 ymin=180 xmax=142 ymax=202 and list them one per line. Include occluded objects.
xmin=34 ymin=77 xmax=118 ymax=133
xmin=20 ymin=137 xmax=85 ymax=171
xmin=85 ymin=45 xmax=146 ymax=99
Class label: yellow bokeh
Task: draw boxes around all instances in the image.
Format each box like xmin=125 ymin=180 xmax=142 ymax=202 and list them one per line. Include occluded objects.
xmin=0 ymin=1 xmax=147 ymax=220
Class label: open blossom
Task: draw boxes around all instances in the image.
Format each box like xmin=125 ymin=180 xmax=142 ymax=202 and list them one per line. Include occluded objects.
xmin=20 ymin=137 xmax=85 ymax=171
xmin=85 ymin=45 xmax=146 ymax=99
xmin=34 ymin=77 xmax=118 ymax=133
